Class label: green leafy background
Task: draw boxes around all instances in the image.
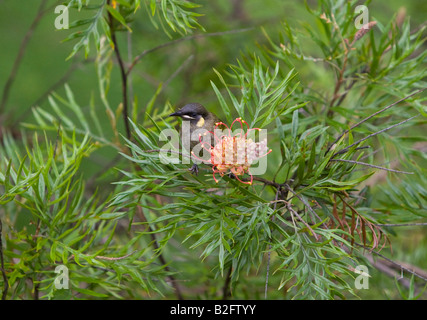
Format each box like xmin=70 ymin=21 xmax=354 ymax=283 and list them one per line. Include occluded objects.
xmin=0 ymin=0 xmax=426 ymax=300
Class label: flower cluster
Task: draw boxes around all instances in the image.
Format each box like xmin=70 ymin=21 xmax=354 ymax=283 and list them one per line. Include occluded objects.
xmin=192 ymin=118 xmax=271 ymax=184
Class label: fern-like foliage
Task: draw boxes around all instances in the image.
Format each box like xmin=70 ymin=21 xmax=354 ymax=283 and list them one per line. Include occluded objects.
xmin=1 ymin=0 xmax=426 ymax=300
xmin=0 ymin=130 xmax=166 ymax=299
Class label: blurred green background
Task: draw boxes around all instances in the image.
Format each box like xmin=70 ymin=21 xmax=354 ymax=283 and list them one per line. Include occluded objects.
xmin=1 ymin=0 xmax=425 ymax=125
xmin=0 ymin=0 xmax=426 ymax=299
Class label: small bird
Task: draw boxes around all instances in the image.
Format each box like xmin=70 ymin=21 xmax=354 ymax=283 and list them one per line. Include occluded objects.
xmin=169 ymin=103 xmax=222 ymax=175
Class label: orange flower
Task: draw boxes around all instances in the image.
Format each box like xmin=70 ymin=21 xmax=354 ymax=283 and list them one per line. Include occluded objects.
xmin=192 ymin=118 xmax=271 ymax=184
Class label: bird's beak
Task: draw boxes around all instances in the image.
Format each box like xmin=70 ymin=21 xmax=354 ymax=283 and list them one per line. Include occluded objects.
xmin=169 ymin=111 xmax=180 ymax=117
xmin=168 ymin=111 xmax=195 ymax=120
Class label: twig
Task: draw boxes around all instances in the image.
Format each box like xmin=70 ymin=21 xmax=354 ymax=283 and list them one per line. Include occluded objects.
xmin=326 ymin=88 xmax=427 ymax=154
xmin=265 ymin=186 xmax=281 ymax=299
xmin=240 ymin=176 xmax=281 ymax=188
xmin=107 ymin=1 xmax=131 ymax=140
xmin=328 ymin=21 xmax=377 ymax=117
xmin=222 ymin=265 xmax=232 ymax=300
xmin=355 ymin=242 xmax=427 ymax=283
xmin=286 ymin=202 xmax=319 ymax=241
xmin=375 ymin=222 xmax=427 ymax=227
xmin=143 ymin=148 xmax=193 ymax=161
xmin=126 ymin=27 xmax=254 ymax=76
xmin=69 ymin=250 xmax=138 ymax=261
xmin=135 ymin=205 xmax=183 ymax=300
xmin=129 ymin=147 xmax=184 ymax=296
xmin=329 ymin=159 xmax=414 ymax=174
xmin=95 ymin=250 xmax=137 ymax=261
xmin=127 ymin=31 xmax=134 ymax=110
xmin=352 ymin=247 xmax=413 ymax=289
xmin=284 ymin=184 xmax=327 ymax=228
xmin=327 ymin=16 xmax=360 ymax=116
xmin=332 ymin=115 xmax=419 ymax=158
xmin=105 ymin=2 xmax=182 ymax=298
xmin=164 ymin=55 xmax=195 ymax=88
xmin=333 ymin=75 xmax=359 ymax=108
xmin=0 ymin=0 xmax=49 ymax=115
xmin=35 ymin=59 xmax=90 ymax=106
xmin=329 ymin=48 xmax=350 ymax=115
xmin=11 ymin=58 xmax=91 ymax=124
xmin=359 ymin=147 xmax=383 ymax=161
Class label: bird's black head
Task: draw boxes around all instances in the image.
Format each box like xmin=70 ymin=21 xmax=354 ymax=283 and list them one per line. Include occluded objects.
xmin=169 ymin=103 xmax=209 ymax=121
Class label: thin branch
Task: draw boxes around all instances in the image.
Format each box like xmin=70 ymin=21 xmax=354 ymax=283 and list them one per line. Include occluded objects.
xmin=355 ymin=242 xmax=427 ymax=283
xmin=164 ymin=55 xmax=195 ymax=88
xmin=328 ymin=21 xmax=378 ymax=117
xmin=127 ymin=31 xmax=134 ymax=110
xmin=332 ymin=115 xmax=419 ymax=158
xmin=345 ymin=244 xmax=416 ymax=289
xmin=95 ymin=250 xmax=137 ymax=261
xmin=329 ymin=159 xmax=414 ymax=174
xmin=265 ymin=186 xmax=281 ymax=299
xmin=284 ymin=184 xmax=327 ymax=228
xmin=222 ymin=265 xmax=232 ymax=300
xmin=31 ymin=59 xmax=90 ymax=107
xmin=328 ymin=45 xmax=350 ymax=115
xmin=143 ymin=148 xmax=192 ymax=160
xmin=106 ymin=2 xmax=182 ymax=299
xmin=135 ymin=205 xmax=183 ymax=300
xmin=107 ymin=1 xmax=131 ymax=140
xmin=69 ymin=250 xmax=138 ymax=261
xmin=333 ymin=72 xmax=361 ymax=108
xmin=13 ymin=58 xmax=90 ymax=125
xmin=240 ymin=176 xmax=281 ymax=188
xmin=127 ymin=27 xmax=254 ymax=76
xmin=133 ymin=153 xmax=286 ymax=190
xmin=327 ymin=16 xmax=366 ymax=116
xmin=326 ymin=88 xmax=427 ymax=154
xmin=341 ymin=88 xmax=425 ymax=140
xmin=359 ymin=146 xmax=383 ymax=161
xmin=375 ymin=222 xmax=427 ymax=227
xmin=0 ymin=0 xmax=49 ymax=115
xmin=286 ymin=201 xmax=319 ymax=241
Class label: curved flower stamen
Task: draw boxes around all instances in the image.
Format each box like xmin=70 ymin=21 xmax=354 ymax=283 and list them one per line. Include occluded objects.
xmin=191 ymin=117 xmax=272 ymax=185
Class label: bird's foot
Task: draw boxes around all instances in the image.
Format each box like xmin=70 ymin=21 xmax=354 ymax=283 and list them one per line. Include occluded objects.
xmin=189 ymin=163 xmax=199 ymax=175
